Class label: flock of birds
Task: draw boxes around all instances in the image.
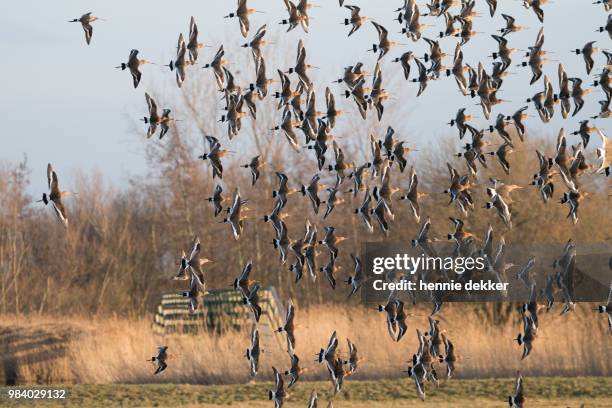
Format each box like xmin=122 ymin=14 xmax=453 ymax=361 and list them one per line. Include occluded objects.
xmin=31 ymin=0 xmax=612 ymax=407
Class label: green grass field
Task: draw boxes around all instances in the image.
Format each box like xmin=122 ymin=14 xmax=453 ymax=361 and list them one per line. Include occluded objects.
xmin=1 ymin=377 xmax=610 ymax=407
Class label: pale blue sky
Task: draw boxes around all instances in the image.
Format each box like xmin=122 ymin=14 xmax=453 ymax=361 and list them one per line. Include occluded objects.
xmin=0 ymin=1 xmax=608 ymax=194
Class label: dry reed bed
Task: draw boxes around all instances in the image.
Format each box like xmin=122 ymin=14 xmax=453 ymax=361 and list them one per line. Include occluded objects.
xmin=0 ymin=303 xmax=610 ymax=385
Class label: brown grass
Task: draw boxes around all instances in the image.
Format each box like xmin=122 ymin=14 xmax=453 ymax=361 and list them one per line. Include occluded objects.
xmin=0 ymin=303 xmax=609 ymax=386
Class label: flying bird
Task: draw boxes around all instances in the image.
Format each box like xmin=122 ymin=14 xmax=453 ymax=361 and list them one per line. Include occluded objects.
xmin=38 ymin=164 xmax=76 ymax=227
xmin=116 ymin=49 xmax=154 ymax=88
xmin=225 ymin=0 xmax=260 ymax=38
xmin=68 ymin=12 xmax=104 ymax=45
xmin=149 ymin=346 xmax=168 ymax=375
